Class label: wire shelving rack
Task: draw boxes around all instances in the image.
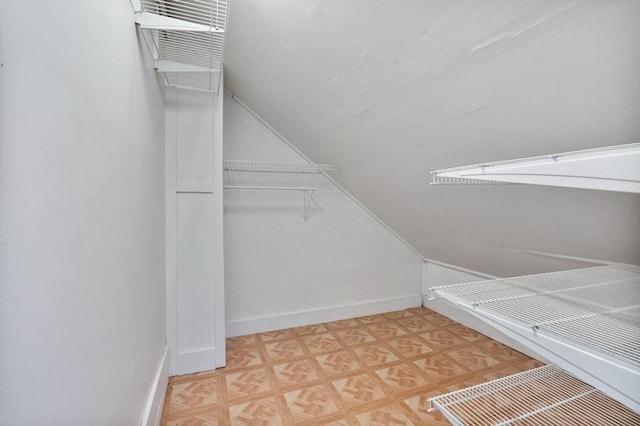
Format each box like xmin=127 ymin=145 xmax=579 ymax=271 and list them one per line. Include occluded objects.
xmin=429 ymin=264 xmax=640 ymax=413
xmin=223 ymin=160 xmax=337 ymax=220
xmin=429 ymin=364 xmax=640 ymax=425
xmin=131 ymin=0 xmax=230 ymax=92
xmin=431 ymin=143 xmax=640 ymax=193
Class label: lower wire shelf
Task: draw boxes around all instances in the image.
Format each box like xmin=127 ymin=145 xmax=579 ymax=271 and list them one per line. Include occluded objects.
xmin=428 ymin=264 xmax=640 ymax=412
xmin=429 ymin=364 xmax=640 ymax=425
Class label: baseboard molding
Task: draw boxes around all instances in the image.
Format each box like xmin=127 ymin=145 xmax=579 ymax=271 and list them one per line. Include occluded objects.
xmin=176 ymin=348 xmax=217 ymax=375
xmin=140 ymin=345 xmax=169 ymax=426
xmin=226 ymin=294 xmax=422 ymax=337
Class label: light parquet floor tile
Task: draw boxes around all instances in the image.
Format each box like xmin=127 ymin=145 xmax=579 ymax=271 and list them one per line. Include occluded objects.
xmin=161 ymin=308 xmax=544 ymax=425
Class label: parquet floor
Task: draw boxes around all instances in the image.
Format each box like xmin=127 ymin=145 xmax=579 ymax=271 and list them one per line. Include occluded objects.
xmin=161 ymin=307 xmax=543 ymax=425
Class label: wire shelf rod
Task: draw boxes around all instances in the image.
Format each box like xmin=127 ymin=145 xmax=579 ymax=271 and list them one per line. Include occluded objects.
xmin=534 ymin=303 xmax=640 ymax=328
xmin=143 ymin=7 xmax=217 ymax=23
xmin=432 ymin=267 xmax=636 ymax=301
xmin=223 ymin=186 xmax=317 ymax=191
xmin=156 ymin=43 xmax=224 ymax=60
xmin=428 ymin=268 xmax=608 ymax=299
xmin=224 ymin=160 xmax=337 ymax=173
xmin=467 ymin=278 xmax=634 ymax=306
xmin=142 ymin=2 xmax=225 ymax=19
xmin=476 ymin=300 xmax=638 ymax=337
xmin=141 ymin=0 xmax=228 ymax=24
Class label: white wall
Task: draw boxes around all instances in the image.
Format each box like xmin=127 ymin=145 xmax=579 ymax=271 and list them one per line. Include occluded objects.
xmin=224 ymin=0 xmax=640 ymax=277
xmin=165 ymin=82 xmax=226 ymax=374
xmin=224 ymin=95 xmax=423 ymax=337
xmin=0 ymin=2 xmax=166 ymax=425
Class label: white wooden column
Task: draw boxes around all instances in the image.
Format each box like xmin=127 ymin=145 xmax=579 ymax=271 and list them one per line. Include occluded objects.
xmin=165 ymin=75 xmax=225 ymax=375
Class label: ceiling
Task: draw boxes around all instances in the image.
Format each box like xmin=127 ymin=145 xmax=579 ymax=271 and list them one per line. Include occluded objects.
xmin=224 ymin=0 xmax=640 ymax=276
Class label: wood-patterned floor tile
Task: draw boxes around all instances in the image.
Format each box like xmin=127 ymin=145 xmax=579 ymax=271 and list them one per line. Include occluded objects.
xmin=352 ymin=343 xmax=400 ymax=367
xmin=315 ymin=350 xmax=363 ymax=377
xmin=374 ymin=362 xmax=430 ymax=395
xmin=264 ymin=338 xmax=305 ymax=361
xmin=301 ymin=333 xmax=344 ymax=354
xmin=387 ymin=335 xmax=434 ymax=359
xmin=331 ymin=373 xmax=387 ymax=408
xmin=402 ymin=393 xmax=451 ymax=425
xmin=283 ymin=384 xmax=341 ymax=422
xmin=272 ymin=358 xmax=320 ymax=387
xmin=166 ymin=377 xmax=219 ymax=415
xmin=445 ymin=347 xmax=501 ymax=371
xmin=225 ymin=346 xmax=263 ymax=370
xmin=334 ymin=327 xmax=377 ymax=347
xmin=412 ymin=353 xmax=469 ymax=382
xmin=367 ymin=321 xmax=408 ymax=340
xmin=228 ymin=396 xmax=285 ymax=425
xmin=224 ymin=367 xmax=272 ymax=402
xmin=162 ymin=308 xmax=545 ymax=425
xmin=352 ymin=401 xmax=416 ymax=425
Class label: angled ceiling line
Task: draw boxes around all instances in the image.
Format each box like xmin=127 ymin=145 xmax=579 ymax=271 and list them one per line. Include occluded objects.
xmin=225 ymin=90 xmax=426 ymax=263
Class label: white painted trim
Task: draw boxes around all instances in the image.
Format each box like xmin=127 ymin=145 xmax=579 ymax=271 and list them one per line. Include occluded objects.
xmin=226 ymin=294 xmax=422 ymax=337
xmin=212 ymin=72 xmax=226 ymax=368
xmin=139 ymin=345 xmax=169 ymax=426
xmin=176 ymin=348 xmax=217 ymax=376
xmin=224 ymin=91 xmax=424 ymax=261
xmin=424 ymin=258 xmax=497 ymax=280
xmin=165 ymin=85 xmax=179 ymax=375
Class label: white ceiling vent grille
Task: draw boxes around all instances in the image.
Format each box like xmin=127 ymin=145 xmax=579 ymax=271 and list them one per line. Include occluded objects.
xmin=131 ymin=0 xmax=230 ymax=92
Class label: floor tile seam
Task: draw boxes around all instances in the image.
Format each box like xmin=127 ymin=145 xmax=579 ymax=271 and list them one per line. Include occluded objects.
xmin=396 ymin=396 xmax=440 ymax=425
xmin=271 ymin=387 xmax=297 ymax=425
xmin=167 ymin=369 xmax=218 ymax=385
xmin=270 ymin=357 xmax=327 ymax=390
xmin=371 ymin=358 xmax=434 ymax=383
xmin=339 ymin=397 xmax=397 ymax=417
xmin=319 ymin=345 xmax=370 ymax=378
xmin=353 ymin=399 xmax=424 ymax=425
xmin=300 ymin=330 xmax=347 ymax=354
xmin=340 ymin=397 xmax=405 ymax=418
xmin=162 ymin=402 xmax=221 ymax=421
xmin=282 ymin=388 xmax=345 ymax=424
xmin=412 ymin=350 xmax=475 ymax=376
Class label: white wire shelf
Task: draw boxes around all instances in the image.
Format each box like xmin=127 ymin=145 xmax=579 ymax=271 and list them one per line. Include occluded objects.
xmin=429 ymin=264 xmax=640 ymax=412
xmin=131 ymin=0 xmax=230 ymax=92
xmin=429 ymin=364 xmax=640 ymax=425
xmin=223 ymin=161 xmax=337 ymax=221
xmin=431 ymin=143 xmax=640 ymax=193
xmin=223 ymin=160 xmax=337 ymax=173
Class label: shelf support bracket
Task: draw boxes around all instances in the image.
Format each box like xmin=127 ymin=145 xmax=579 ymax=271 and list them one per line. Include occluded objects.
xmin=302 ymin=190 xmax=316 ymax=221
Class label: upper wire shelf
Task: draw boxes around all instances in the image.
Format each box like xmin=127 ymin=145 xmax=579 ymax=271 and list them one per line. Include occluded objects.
xmin=222 ymin=160 xmax=337 ymax=221
xmin=131 ymin=0 xmax=230 ymax=92
xmin=431 ymin=143 xmax=640 ymax=193
xmin=429 ymin=264 xmax=640 ymax=412
xmin=429 ymin=364 xmax=640 ymax=425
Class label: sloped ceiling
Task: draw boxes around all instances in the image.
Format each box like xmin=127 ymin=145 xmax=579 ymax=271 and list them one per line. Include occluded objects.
xmin=224 ymin=0 xmax=640 ymax=277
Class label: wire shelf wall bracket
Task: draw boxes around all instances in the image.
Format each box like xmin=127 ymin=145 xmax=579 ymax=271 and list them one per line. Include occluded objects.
xmin=431 ymin=143 xmax=640 ymax=193
xmin=429 ymin=264 xmax=640 ymax=413
xmin=428 ymin=364 xmax=640 ymax=425
xmin=223 ymin=160 xmax=337 ymax=221
xmin=130 ymin=0 xmax=230 ymax=93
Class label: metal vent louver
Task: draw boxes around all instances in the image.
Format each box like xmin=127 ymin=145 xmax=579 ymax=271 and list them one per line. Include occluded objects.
xmin=131 ymin=0 xmax=229 ymax=92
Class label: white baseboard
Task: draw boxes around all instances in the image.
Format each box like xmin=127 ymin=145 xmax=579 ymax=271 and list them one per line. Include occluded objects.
xmin=175 ymin=348 xmax=217 ymax=375
xmin=140 ymin=345 xmax=169 ymax=426
xmin=226 ymin=294 xmax=422 ymax=338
